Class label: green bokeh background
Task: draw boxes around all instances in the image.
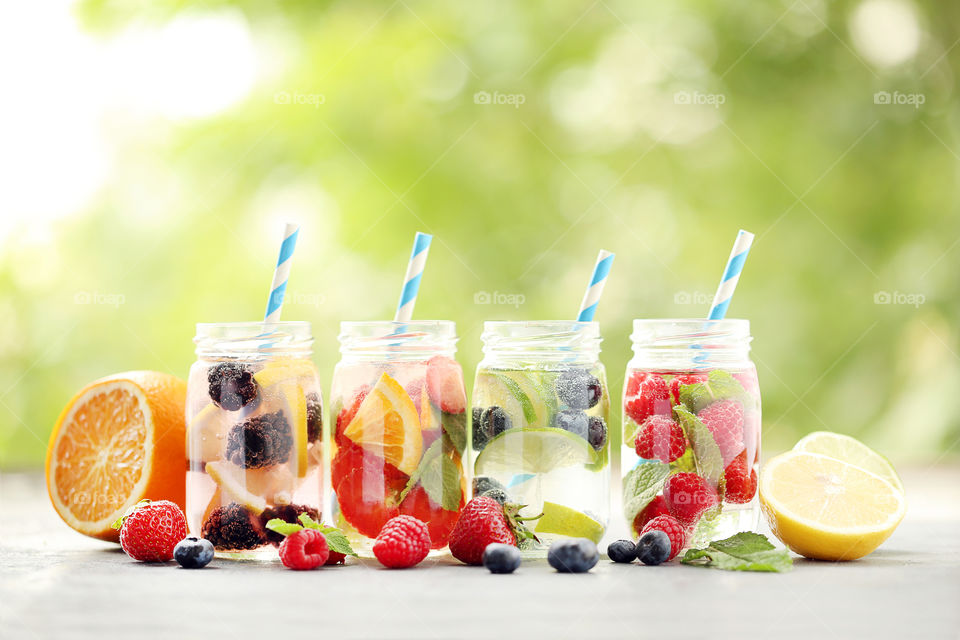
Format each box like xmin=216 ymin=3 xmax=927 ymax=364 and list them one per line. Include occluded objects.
xmin=2 ymin=0 xmax=958 ymax=469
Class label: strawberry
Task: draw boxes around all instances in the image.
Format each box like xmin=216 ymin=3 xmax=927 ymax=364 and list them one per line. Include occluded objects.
xmin=279 ymin=529 xmax=329 ymax=570
xmin=373 ymin=515 xmax=431 ymax=568
xmin=398 ymin=485 xmax=464 ymax=549
xmin=640 ymin=514 xmax=687 ymax=561
xmin=632 ymin=495 xmax=671 ymax=536
xmin=425 ymin=356 xmax=466 ymax=414
xmin=634 ymin=415 xmax=687 ymax=463
xmin=723 ymin=451 xmax=758 ymax=504
xmin=663 ymin=472 xmax=719 ymax=529
xmin=669 ymin=373 xmax=708 ymax=405
xmin=112 ymin=500 xmax=187 ymax=562
xmin=331 ymin=440 xmax=408 ymax=538
xmin=449 ymin=497 xmax=537 ymax=565
xmin=697 ymin=398 xmax=745 ymax=466
xmin=624 ymin=373 xmax=672 ymax=426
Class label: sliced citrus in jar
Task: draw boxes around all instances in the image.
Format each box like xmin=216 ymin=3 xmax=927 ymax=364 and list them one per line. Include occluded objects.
xmin=343 ymin=373 xmax=423 ymax=475
xmin=759 ymin=451 xmax=906 ymax=561
xmin=205 ymin=460 xmax=269 ymax=515
xmin=188 ymin=403 xmax=230 ymax=463
xmin=793 ymin=431 xmax=904 ymax=494
xmin=46 ymin=371 xmax=187 ymax=541
xmin=275 ymin=381 xmax=308 ymax=477
xmin=534 ymin=501 xmax=605 ymax=543
xmin=252 ymin=357 xmax=317 ymax=388
xmin=474 ymin=427 xmax=598 ymax=476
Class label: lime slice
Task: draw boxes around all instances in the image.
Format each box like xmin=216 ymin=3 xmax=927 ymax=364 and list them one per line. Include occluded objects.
xmin=534 ymin=501 xmax=605 ymax=542
xmin=476 ymin=370 xmax=556 ymax=428
xmin=474 ymin=427 xmax=598 ymax=476
xmin=793 ymin=431 xmax=903 ymax=494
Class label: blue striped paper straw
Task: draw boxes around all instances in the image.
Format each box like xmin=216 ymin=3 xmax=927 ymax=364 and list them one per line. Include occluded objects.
xmin=576 ymin=250 xmax=615 ymax=322
xmin=264 ymin=223 xmax=300 ymax=323
xmin=394 ymin=232 xmax=432 ymax=322
xmin=706 ymin=229 xmax=754 ymax=320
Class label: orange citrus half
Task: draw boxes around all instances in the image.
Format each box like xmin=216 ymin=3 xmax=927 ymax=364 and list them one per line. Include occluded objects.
xmin=343 ymin=372 xmax=422 ymax=475
xmin=46 ymin=371 xmax=187 ymax=542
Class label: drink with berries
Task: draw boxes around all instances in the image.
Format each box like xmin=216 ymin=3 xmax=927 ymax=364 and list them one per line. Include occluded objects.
xmin=329 ymin=321 xmax=467 ymax=555
xmin=622 ymin=319 xmax=760 ymax=548
xmin=471 ymin=321 xmax=610 ymax=553
xmin=185 ymin=322 xmax=323 ymax=557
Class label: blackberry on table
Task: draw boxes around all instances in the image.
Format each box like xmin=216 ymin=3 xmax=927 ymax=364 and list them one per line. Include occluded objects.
xmin=207 ymin=362 xmax=259 ymax=411
xmin=555 ymin=369 xmax=602 ymax=410
xmin=225 ymin=411 xmax=293 ymax=469
xmin=202 ymin=503 xmax=269 ymax=550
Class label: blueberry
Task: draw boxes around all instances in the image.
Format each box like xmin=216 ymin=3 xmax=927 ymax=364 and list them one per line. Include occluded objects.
xmin=636 ymin=530 xmax=671 ymax=566
xmin=555 ymin=369 xmax=602 ymax=410
xmin=551 ymin=409 xmax=589 ymax=439
xmin=481 ymin=406 xmax=512 ymax=439
xmin=483 ymin=543 xmax=521 ymax=574
xmin=481 ymin=488 xmax=509 ymax=504
xmin=587 ymin=416 xmax=607 ymax=451
xmin=547 ymin=538 xmax=599 ymax=573
xmin=472 ymin=475 xmax=506 ymax=496
xmin=471 ymin=407 xmax=488 ymax=450
xmin=174 ymin=536 xmax=215 ymax=568
xmin=607 ymin=539 xmax=637 ymax=563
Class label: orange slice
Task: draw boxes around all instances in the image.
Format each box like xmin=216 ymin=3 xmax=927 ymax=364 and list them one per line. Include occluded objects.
xmin=343 ymin=372 xmax=422 ymax=475
xmin=46 ymin=371 xmax=187 ymax=542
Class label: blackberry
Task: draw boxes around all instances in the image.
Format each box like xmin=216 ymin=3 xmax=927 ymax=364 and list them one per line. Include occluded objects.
xmin=551 ymin=409 xmax=589 ymax=439
xmin=472 ymin=476 xmax=505 ymax=496
xmin=306 ymin=393 xmax=323 ymax=443
xmin=636 ymin=530 xmax=671 ymax=566
xmin=225 ymin=411 xmax=293 ymax=469
xmin=587 ymin=416 xmax=607 ymax=451
xmin=261 ymin=503 xmax=321 ymax=546
xmin=173 ymin=537 xmax=215 ymax=568
xmin=555 ymin=369 xmax=602 ymax=410
xmin=607 ymin=539 xmax=637 ymax=563
xmin=548 ymin=538 xmax=599 ymax=573
xmin=202 ymin=503 xmax=269 ymax=550
xmin=207 ymin=362 xmax=259 ymax=411
xmin=483 ymin=543 xmax=521 ymax=574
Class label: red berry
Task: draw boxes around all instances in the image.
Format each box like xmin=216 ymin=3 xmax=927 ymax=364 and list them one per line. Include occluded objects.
xmin=640 ymin=514 xmax=687 ymax=561
xmin=449 ymin=497 xmax=518 ymax=565
xmin=373 ymin=515 xmax=431 ymax=568
xmin=663 ymin=472 xmax=719 ymax=529
xmin=398 ymin=484 xmax=464 ymax=549
xmin=425 ymin=356 xmax=466 ymax=414
xmin=331 ymin=440 xmax=407 ymax=538
xmin=723 ymin=451 xmax=758 ymax=503
xmin=733 ymin=371 xmax=760 ymax=397
xmin=117 ymin=500 xmax=188 ymax=562
xmin=624 ymin=373 xmax=671 ymax=425
xmin=632 ymin=495 xmax=671 ymax=536
xmin=325 ymin=551 xmax=347 ymax=565
xmin=279 ymin=528 xmax=329 ymax=570
xmin=634 ymin=415 xmax=687 ymax=463
xmin=697 ymin=399 xmax=745 ymax=466
xmin=669 ymin=373 xmax=708 ymax=405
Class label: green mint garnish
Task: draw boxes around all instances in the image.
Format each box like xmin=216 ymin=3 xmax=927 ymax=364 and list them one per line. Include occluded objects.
xmin=398 ymin=439 xmax=462 ymax=511
xmin=673 ymin=405 xmax=726 ymax=508
xmin=265 ymin=518 xmax=304 ymax=537
xmin=621 ymin=461 xmax=670 ymax=525
xmin=680 ymin=532 xmax=793 ymax=572
xmin=678 ymin=370 xmax=747 ymax=414
xmin=265 ymin=515 xmax=358 ymax=557
xmin=440 ymin=411 xmax=467 ymax=455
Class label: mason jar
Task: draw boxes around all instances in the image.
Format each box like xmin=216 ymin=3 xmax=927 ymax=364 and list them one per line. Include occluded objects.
xmin=471 ymin=321 xmax=610 ymax=554
xmin=329 ymin=321 xmax=467 ymax=555
xmin=185 ymin=322 xmax=323 ymax=557
xmin=622 ymin=319 xmax=760 ymax=547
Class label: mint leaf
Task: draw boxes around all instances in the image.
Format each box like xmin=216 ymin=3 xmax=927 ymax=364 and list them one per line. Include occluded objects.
xmin=678 ymin=370 xmax=747 ymax=413
xmin=399 ymin=439 xmax=462 ymax=511
xmin=265 ymin=518 xmax=303 ymax=537
xmin=673 ymin=405 xmax=725 ymax=493
xmin=622 ymin=460 xmax=670 ymax=524
xmin=441 ymin=411 xmax=467 ymax=455
xmin=681 ymin=532 xmax=793 ymax=572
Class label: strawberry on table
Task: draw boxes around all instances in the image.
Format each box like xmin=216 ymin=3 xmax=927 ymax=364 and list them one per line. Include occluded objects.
xmin=449 ymin=496 xmax=536 ymax=565
xmin=112 ymin=500 xmax=188 ymax=562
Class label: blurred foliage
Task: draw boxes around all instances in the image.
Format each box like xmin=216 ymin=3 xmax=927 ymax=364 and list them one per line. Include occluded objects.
xmin=2 ymin=0 xmax=959 ymax=468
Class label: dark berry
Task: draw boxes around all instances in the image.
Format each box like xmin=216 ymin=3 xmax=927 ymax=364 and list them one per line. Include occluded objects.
xmin=472 ymin=476 xmax=505 ymax=496
xmin=481 ymin=488 xmax=508 ymax=504
xmin=607 ymin=539 xmax=637 ymax=563
xmin=261 ymin=504 xmax=321 ymax=546
xmin=173 ymin=536 xmax=215 ymax=568
xmin=471 ymin=407 xmax=487 ymax=451
xmin=555 ymin=369 xmax=602 ymax=410
xmin=306 ymin=393 xmax=323 ymax=442
xmin=551 ymin=409 xmax=589 ymax=439
xmin=481 ymin=406 xmax=512 ymax=439
xmin=636 ymin=530 xmax=672 ymax=566
xmin=483 ymin=543 xmax=521 ymax=574
xmin=207 ymin=362 xmax=259 ymax=411
xmin=224 ymin=411 xmax=293 ymax=469
xmin=587 ymin=416 xmax=607 ymax=451
xmin=548 ymin=538 xmax=599 ymax=573
xmin=202 ymin=503 xmax=269 ymax=550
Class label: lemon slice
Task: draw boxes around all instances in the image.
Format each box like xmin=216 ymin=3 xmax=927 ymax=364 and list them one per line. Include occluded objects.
xmin=188 ymin=403 xmax=229 ymax=462
xmin=419 ymin=380 xmax=442 ymax=436
xmin=253 ymin=358 xmax=316 ymax=388
xmin=793 ymin=431 xmax=903 ymax=494
xmin=535 ymin=501 xmax=605 ymax=543
xmin=206 ymin=461 xmax=268 ymax=515
xmin=276 ymin=381 xmax=308 ymax=477
xmin=759 ymin=451 xmax=906 ymax=561
xmin=343 ymin=373 xmax=423 ymax=475
xmin=475 ymin=427 xmax=598 ymax=476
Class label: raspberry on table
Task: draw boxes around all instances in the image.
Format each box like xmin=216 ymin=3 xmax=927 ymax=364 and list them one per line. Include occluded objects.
xmin=663 ymin=472 xmax=719 ymax=529
xmin=202 ymin=503 xmax=269 ymax=550
xmin=634 ymin=415 xmax=687 ymax=463
xmin=640 ymin=514 xmax=687 ymax=561
xmin=207 ymin=362 xmax=259 ymax=411
xmin=224 ymin=411 xmax=293 ymax=469
xmin=373 ymin=515 xmax=431 ymax=569
xmin=279 ymin=528 xmax=329 ymax=570
xmin=624 ymin=373 xmax=672 ymax=426
xmin=723 ymin=451 xmax=758 ymax=503
xmin=697 ymin=398 xmax=745 ymax=466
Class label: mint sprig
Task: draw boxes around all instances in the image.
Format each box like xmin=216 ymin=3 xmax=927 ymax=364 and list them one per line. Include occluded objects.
xmin=621 ymin=461 xmax=670 ymax=525
xmin=680 ymin=532 xmax=793 ymax=572
xmin=678 ymin=370 xmax=747 ymax=413
xmin=398 ymin=439 xmax=462 ymax=511
xmin=264 ymin=515 xmax=358 ymax=558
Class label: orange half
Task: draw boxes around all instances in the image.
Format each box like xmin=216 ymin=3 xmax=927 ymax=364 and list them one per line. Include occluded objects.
xmin=343 ymin=372 xmax=422 ymax=475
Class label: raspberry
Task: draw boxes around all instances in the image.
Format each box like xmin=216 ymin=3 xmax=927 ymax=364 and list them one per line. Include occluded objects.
xmin=202 ymin=503 xmax=269 ymax=550
xmin=207 ymin=362 xmax=259 ymax=411
xmin=663 ymin=472 xmax=719 ymax=529
xmin=398 ymin=485 xmax=464 ymax=549
xmin=723 ymin=451 xmax=758 ymax=503
xmin=373 ymin=515 xmax=431 ymax=568
xmin=425 ymin=356 xmax=466 ymax=414
xmin=224 ymin=411 xmax=293 ymax=469
xmin=697 ymin=399 xmax=745 ymax=466
xmin=632 ymin=495 xmax=671 ymax=536
xmin=669 ymin=373 xmax=708 ymax=405
xmin=640 ymin=514 xmax=687 ymax=561
xmin=115 ymin=500 xmax=188 ymax=562
xmin=279 ymin=528 xmax=329 ymax=570
xmin=624 ymin=373 xmax=671 ymax=425
xmin=634 ymin=415 xmax=687 ymax=462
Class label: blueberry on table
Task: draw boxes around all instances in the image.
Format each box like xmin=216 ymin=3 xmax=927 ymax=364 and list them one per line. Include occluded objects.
xmin=207 ymin=362 xmax=259 ymax=411
xmin=607 ymin=539 xmax=637 ymax=563
xmin=636 ymin=530 xmax=671 ymax=566
xmin=174 ymin=537 xmax=215 ymax=568
xmin=551 ymin=409 xmax=589 ymax=439
xmin=548 ymin=538 xmax=599 ymax=573
xmin=483 ymin=543 xmax=521 ymax=574
xmin=555 ymin=369 xmax=602 ymax=410
xmin=587 ymin=416 xmax=607 ymax=451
